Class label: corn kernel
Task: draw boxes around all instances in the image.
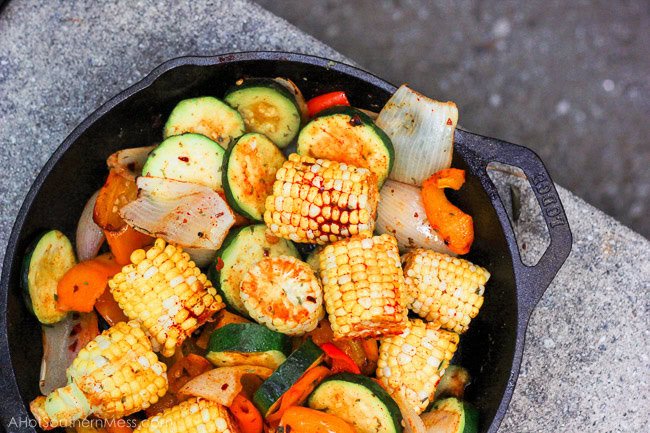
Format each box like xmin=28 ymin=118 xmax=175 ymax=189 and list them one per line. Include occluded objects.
xmin=402 ymin=249 xmax=490 ymax=334
xmin=377 ymin=319 xmax=459 ymax=414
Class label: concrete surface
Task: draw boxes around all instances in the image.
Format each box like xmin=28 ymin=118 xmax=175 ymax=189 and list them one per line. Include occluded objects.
xmin=257 ymin=0 xmax=650 ymax=239
xmin=0 ymin=0 xmax=648 ymax=432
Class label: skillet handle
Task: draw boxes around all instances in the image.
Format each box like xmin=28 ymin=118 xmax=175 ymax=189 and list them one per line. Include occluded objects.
xmin=454 ymin=130 xmax=573 ymax=316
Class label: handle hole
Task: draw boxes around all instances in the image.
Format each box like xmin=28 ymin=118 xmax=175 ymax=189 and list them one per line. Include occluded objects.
xmin=486 ymin=162 xmax=550 ymax=266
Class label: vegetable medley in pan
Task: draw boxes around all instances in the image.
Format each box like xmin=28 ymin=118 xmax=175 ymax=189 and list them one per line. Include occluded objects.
xmin=24 ymin=77 xmax=490 ymax=433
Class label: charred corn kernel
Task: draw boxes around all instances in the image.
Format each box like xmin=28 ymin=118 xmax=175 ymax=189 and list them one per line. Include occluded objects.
xmin=240 ymin=255 xmax=324 ymax=335
xmin=264 ymin=154 xmax=379 ymax=244
xmin=30 ymin=321 xmax=168 ymax=430
xmin=108 ymin=238 xmax=225 ymax=357
xmin=402 ymin=249 xmax=490 ymax=333
xmin=377 ymin=319 xmax=459 ymax=414
xmin=319 ymin=231 xmax=408 ymax=339
xmin=135 ymin=397 xmax=237 ymax=433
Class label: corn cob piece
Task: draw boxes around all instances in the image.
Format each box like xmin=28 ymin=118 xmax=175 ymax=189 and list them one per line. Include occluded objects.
xmin=240 ymin=255 xmax=324 ymax=335
xmin=134 ymin=397 xmax=238 ymax=433
xmin=264 ymin=153 xmax=379 ymax=244
xmin=402 ymin=249 xmax=490 ymax=334
xmin=30 ymin=321 xmax=168 ymax=430
xmin=108 ymin=238 xmax=225 ymax=357
xmin=376 ymin=319 xmax=459 ymax=414
xmin=319 ymin=231 xmax=408 ymax=339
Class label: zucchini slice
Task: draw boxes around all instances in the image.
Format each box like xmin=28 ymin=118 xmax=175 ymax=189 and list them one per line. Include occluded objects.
xmin=163 ymin=96 xmax=245 ymax=149
xmin=253 ymin=339 xmax=324 ymax=416
xmin=224 ymin=78 xmax=301 ymax=148
xmin=434 ymin=365 xmax=471 ymax=400
xmin=142 ymin=133 xmax=226 ymax=191
xmin=307 ymin=372 xmax=403 ymax=433
xmin=297 ymin=106 xmax=394 ymax=188
xmin=206 ymin=323 xmax=292 ymax=370
xmin=21 ymin=230 xmax=76 ymax=324
xmin=421 ymin=397 xmax=479 ymax=433
xmin=206 ymin=224 xmax=300 ymax=316
xmin=222 ymin=133 xmax=286 ymax=220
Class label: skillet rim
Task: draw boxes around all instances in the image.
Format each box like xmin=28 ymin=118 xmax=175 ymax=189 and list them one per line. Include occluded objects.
xmin=0 ymin=51 xmax=569 ymax=432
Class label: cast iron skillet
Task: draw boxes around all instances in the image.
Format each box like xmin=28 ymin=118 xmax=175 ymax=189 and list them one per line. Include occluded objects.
xmin=0 ymin=52 xmax=572 ymax=432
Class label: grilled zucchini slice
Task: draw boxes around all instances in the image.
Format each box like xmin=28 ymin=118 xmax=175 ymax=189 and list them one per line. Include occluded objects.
xmin=224 ymin=78 xmax=301 ymax=148
xmin=21 ymin=230 xmax=76 ymax=324
xmin=222 ymin=133 xmax=286 ymax=220
xmin=163 ymin=96 xmax=245 ymax=148
xmin=206 ymin=323 xmax=292 ymax=370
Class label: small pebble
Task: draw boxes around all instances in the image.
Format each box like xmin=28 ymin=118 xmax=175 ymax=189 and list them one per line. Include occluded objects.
xmin=602 ymin=79 xmax=615 ymax=92
xmin=543 ymin=338 xmax=556 ymax=349
xmin=556 ymin=100 xmax=570 ymax=116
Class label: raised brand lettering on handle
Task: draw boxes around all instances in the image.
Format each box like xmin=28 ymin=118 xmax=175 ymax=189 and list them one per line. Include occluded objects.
xmin=530 ymin=173 xmax=565 ymax=228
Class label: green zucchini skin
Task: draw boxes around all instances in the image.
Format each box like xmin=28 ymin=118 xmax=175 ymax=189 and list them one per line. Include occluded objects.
xmin=296 ymin=105 xmax=394 ymax=188
xmin=253 ymin=339 xmax=324 ymax=416
xmin=224 ymin=78 xmax=301 ymax=148
xmin=206 ymin=225 xmax=300 ymax=316
xmin=206 ymin=323 xmax=292 ymax=370
xmin=163 ymin=96 xmax=245 ymax=148
xmin=21 ymin=230 xmax=76 ymax=325
xmin=222 ymin=132 xmax=286 ymax=221
xmin=142 ymin=133 xmax=226 ymax=191
xmin=427 ymin=397 xmax=479 ymax=433
xmin=307 ymin=372 xmax=403 ymax=433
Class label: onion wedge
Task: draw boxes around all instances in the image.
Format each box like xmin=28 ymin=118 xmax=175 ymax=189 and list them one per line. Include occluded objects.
xmin=119 ymin=177 xmax=235 ymax=249
xmin=76 ymin=190 xmax=105 ymax=261
xmin=392 ymin=389 xmax=428 ymax=433
xmin=183 ymin=247 xmax=217 ymax=268
xmin=421 ymin=169 xmax=474 ymax=255
xmin=106 ymin=145 xmax=156 ymax=182
xmin=39 ymin=312 xmax=99 ymax=395
xmin=178 ymin=365 xmax=273 ymax=406
xmin=376 ymin=85 xmax=458 ymax=186
xmin=376 ymin=180 xmax=455 ymax=255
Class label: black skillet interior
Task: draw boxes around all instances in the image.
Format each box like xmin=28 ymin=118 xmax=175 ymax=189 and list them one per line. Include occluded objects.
xmin=0 ymin=52 xmax=571 ymax=433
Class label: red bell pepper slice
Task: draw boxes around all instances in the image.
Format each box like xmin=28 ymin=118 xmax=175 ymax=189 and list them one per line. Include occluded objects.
xmin=320 ymin=342 xmax=361 ymax=374
xmin=307 ymin=91 xmax=350 ymax=117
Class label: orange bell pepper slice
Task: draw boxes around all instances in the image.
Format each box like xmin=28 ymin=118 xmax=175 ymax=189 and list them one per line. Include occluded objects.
xmin=93 ymin=170 xmax=138 ymax=231
xmin=105 ymin=224 xmax=153 ymax=265
xmin=279 ymin=407 xmax=355 ymax=433
xmin=265 ymin=366 xmax=331 ymax=424
xmin=421 ymin=168 xmax=474 ymax=255
xmin=231 ymin=394 xmax=263 ymax=433
xmin=56 ymin=253 xmax=123 ymax=312
xmin=94 ymin=287 xmax=129 ymax=326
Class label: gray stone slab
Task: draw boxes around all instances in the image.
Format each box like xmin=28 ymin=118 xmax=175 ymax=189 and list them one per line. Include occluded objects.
xmin=257 ymin=0 xmax=650 ymax=239
xmin=0 ymin=1 xmax=648 ymax=432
